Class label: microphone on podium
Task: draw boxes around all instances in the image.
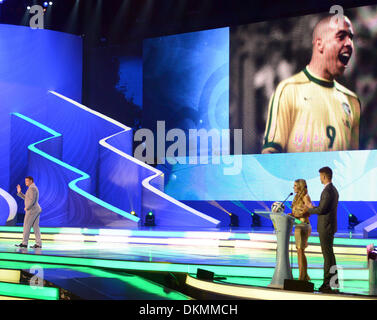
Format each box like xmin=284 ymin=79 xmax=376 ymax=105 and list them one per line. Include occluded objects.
xmin=281 ymin=192 xmax=293 ymax=207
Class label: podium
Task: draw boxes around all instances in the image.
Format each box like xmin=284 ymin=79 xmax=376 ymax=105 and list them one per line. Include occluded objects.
xmin=254 ymin=210 xmax=302 ymax=289
xmin=368 ymin=245 xmax=377 ymax=295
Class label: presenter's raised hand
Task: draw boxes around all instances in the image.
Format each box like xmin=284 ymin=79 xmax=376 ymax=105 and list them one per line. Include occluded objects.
xmin=16 ymin=184 xmax=21 ymax=194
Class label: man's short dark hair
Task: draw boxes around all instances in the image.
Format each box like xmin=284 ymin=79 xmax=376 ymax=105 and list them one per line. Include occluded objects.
xmin=25 ymin=176 xmax=34 ymax=182
xmin=319 ymin=167 xmax=332 ymax=180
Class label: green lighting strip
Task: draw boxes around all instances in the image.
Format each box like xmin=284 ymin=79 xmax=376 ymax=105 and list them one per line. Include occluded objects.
xmin=0 ymin=282 xmax=59 ymax=300
xmin=11 ymin=113 xmax=139 ymax=223
xmin=0 ymin=260 xmax=77 ymax=271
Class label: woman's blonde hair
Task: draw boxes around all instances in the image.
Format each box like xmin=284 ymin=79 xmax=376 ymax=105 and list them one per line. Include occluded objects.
xmin=294 ymin=179 xmax=307 ymax=193
xmin=292 ymin=179 xmax=308 ymax=206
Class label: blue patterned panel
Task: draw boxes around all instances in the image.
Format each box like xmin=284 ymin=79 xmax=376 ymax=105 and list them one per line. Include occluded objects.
xmin=143 ymin=27 xmax=229 ymax=155
xmin=0 ymin=24 xmax=82 ymax=192
xmin=98 ymin=131 xmax=143 ymax=217
xmin=10 ymin=112 xmax=139 ymax=228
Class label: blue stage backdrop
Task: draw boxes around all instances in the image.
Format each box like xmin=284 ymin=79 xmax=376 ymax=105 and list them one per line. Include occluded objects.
xmin=142 ymin=27 xmax=229 ymax=157
xmin=0 ymin=24 xmax=82 ymax=194
xmin=7 ymin=91 xmax=219 ymax=228
xmin=83 ymin=43 xmax=143 ymax=131
xmin=163 ymin=150 xmax=377 ymax=231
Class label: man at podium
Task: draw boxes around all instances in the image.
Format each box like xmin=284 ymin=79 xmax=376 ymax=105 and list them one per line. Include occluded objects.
xmin=304 ymin=166 xmax=339 ymax=293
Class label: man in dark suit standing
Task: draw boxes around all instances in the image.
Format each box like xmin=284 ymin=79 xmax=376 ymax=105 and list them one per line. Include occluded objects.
xmin=306 ymin=167 xmax=339 ymax=293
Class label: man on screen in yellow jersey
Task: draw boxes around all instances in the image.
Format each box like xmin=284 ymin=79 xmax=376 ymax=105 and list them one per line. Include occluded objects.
xmin=262 ymin=14 xmax=360 ymax=154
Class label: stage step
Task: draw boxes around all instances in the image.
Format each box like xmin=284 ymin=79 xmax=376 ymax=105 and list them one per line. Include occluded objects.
xmin=185 ymin=274 xmax=375 ymax=300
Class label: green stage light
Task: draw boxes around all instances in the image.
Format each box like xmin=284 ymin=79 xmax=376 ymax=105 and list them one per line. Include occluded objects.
xmin=348 ymin=213 xmax=359 ymax=230
xmin=145 ymin=211 xmax=155 ymax=226
xmin=0 ymin=282 xmax=59 ymax=300
xmin=251 ymin=212 xmax=261 ymax=227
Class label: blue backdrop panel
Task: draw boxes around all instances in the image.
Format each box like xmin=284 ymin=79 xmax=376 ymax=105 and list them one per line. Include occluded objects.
xmin=42 ymin=93 xmax=143 ymax=227
xmin=117 ymin=57 xmax=143 ymax=108
xmin=183 ymin=200 xmax=377 ymax=230
xmin=10 ymin=114 xmax=65 ymax=224
xmin=42 ymin=94 xmax=108 ymax=195
xmin=99 ymin=129 xmax=220 ymax=228
xmin=10 ymin=112 xmax=138 ymax=228
xmin=8 ymin=90 xmax=217 ymax=228
xmin=28 ymin=139 xmax=79 ymax=226
xmin=143 ymin=27 xmax=229 ymax=156
xmin=181 ymin=201 xmax=232 ymax=228
xmin=0 ymin=195 xmax=9 ymax=225
xmin=141 ymin=173 xmax=220 ymax=227
xmin=164 ymin=151 xmax=377 ymax=230
xmin=0 ymin=24 xmax=82 ymax=192
xmin=182 ymin=200 xmax=274 ymax=228
xmin=98 ymin=131 xmax=143 ymax=217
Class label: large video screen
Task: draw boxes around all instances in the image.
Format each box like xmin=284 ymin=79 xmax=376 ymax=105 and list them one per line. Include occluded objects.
xmin=230 ymin=5 xmax=377 ymax=154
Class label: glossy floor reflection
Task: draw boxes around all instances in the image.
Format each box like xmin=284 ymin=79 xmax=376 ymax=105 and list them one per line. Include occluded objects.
xmin=0 ymin=238 xmax=367 ymax=269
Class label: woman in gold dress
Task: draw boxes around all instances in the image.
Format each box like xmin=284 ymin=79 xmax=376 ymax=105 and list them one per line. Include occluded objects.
xmin=290 ymin=179 xmax=313 ymax=281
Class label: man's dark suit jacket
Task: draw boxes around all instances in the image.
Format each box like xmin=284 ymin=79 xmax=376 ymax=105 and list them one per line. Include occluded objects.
xmin=308 ymin=183 xmax=339 ymax=235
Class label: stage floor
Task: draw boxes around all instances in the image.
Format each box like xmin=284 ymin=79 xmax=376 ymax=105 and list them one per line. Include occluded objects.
xmin=0 ymin=239 xmax=367 ymax=269
xmin=0 ymin=226 xmax=375 ymax=299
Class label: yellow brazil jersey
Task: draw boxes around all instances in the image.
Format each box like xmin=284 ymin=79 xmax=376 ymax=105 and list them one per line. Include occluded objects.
xmin=262 ymin=66 xmax=360 ymax=153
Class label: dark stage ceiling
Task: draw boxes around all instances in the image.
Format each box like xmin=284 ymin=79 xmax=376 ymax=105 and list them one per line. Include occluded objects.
xmin=0 ymin=0 xmax=376 ymax=45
